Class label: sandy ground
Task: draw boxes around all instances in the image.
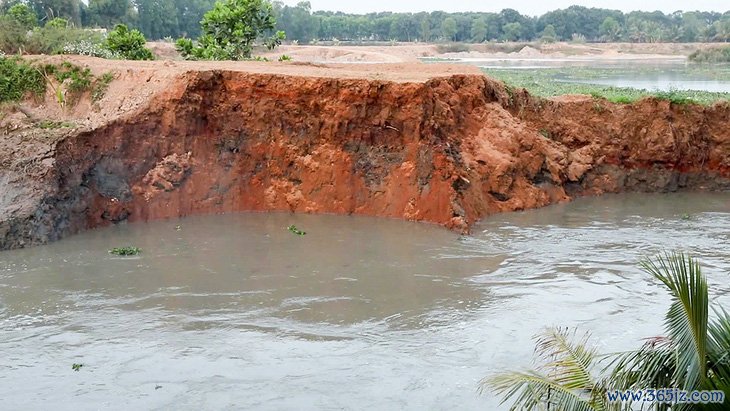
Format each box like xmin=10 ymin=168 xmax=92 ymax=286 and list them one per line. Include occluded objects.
xmin=148 ymin=41 xmax=714 ymax=63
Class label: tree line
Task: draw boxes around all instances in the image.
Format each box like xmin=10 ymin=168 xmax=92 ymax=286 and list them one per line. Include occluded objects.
xmin=1 ymin=0 xmax=729 ymax=43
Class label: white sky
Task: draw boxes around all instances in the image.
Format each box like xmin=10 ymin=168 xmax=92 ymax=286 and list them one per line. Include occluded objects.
xmin=280 ymin=0 xmax=728 ymax=16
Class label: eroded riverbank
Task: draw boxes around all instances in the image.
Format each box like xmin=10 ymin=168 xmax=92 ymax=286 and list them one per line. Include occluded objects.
xmin=1 ymin=57 xmax=730 ymax=250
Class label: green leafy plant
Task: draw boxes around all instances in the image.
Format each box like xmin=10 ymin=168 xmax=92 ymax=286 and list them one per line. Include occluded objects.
xmin=72 ymin=363 xmax=83 ymax=371
xmin=287 ymin=225 xmax=306 ymax=236
xmin=110 ymin=246 xmax=142 ymax=256
xmin=0 ymin=56 xmax=46 ymax=103
xmin=91 ymin=72 xmax=114 ymax=102
xmin=7 ymin=4 xmax=37 ymax=29
xmin=176 ymin=0 xmax=286 ymax=61
xmin=105 ymin=24 xmax=154 ymax=61
xmin=278 ymin=54 xmax=292 ymax=61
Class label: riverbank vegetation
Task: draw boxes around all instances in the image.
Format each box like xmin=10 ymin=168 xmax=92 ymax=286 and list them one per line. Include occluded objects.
xmin=0 ymin=4 xmax=153 ymax=59
xmin=484 ymin=253 xmax=730 ymax=410
xmin=484 ymin=66 xmax=730 ymax=105
xmin=0 ymin=56 xmax=114 ymax=110
xmin=690 ymin=46 xmax=730 ymax=63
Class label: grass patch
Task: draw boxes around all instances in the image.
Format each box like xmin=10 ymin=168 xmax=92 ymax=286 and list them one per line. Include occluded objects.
xmin=92 ymin=72 xmax=114 ymax=102
xmin=0 ymin=56 xmax=46 ymax=103
xmin=37 ymin=120 xmax=75 ymax=129
xmin=483 ymin=67 xmax=730 ymax=106
xmin=110 ymin=246 xmax=142 ymax=256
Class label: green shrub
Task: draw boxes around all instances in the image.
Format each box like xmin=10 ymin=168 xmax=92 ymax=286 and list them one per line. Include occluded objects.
xmin=45 ymin=18 xmax=69 ymax=29
xmin=91 ymin=72 xmax=114 ymax=102
xmin=0 ymin=15 xmax=28 ymax=54
xmin=689 ymin=46 xmax=730 ymax=63
xmin=0 ymin=56 xmax=46 ymax=102
xmin=7 ymin=4 xmax=37 ymax=29
xmin=104 ymin=24 xmax=153 ymax=60
xmin=27 ymin=26 xmax=105 ymax=55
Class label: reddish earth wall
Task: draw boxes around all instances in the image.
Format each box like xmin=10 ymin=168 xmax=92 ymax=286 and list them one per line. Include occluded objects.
xmin=1 ymin=70 xmax=729 ymax=249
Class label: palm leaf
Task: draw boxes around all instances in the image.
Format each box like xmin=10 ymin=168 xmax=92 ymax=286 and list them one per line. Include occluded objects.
xmin=482 ymin=328 xmax=611 ymax=411
xmin=640 ymin=252 xmax=708 ymax=390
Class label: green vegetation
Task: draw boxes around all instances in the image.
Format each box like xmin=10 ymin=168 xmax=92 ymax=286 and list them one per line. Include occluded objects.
xmin=91 ymin=71 xmax=114 ymax=102
xmin=0 ymin=57 xmax=117 ymax=108
xmin=483 ymin=67 xmax=730 ymax=106
xmin=1 ymin=0 xmax=729 ymax=45
xmin=37 ymin=120 xmax=75 ymax=129
xmin=109 ymin=246 xmax=142 ymax=256
xmin=104 ymin=24 xmax=154 ymax=60
xmin=690 ymin=46 xmax=730 ymax=63
xmin=273 ymin=4 xmax=730 ymax=44
xmin=176 ymin=0 xmax=285 ymax=61
xmin=71 ymin=363 xmax=83 ymax=371
xmin=287 ymin=225 xmax=306 ymax=236
xmin=0 ymin=56 xmax=46 ymax=103
xmin=484 ymin=253 xmax=730 ymax=411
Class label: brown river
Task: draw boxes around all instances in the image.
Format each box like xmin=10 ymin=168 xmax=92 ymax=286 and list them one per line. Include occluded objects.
xmin=2 ymin=193 xmax=730 ymax=410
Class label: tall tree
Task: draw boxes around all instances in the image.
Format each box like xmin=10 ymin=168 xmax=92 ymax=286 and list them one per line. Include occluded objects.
xmin=136 ymin=0 xmax=179 ymax=39
xmin=86 ymin=0 xmax=135 ymax=28
xmin=470 ymin=17 xmax=487 ymax=42
xmin=440 ymin=17 xmax=457 ymax=41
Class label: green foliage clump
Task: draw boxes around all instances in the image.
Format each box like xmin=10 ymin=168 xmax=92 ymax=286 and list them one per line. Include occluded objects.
xmin=92 ymin=72 xmax=114 ymax=102
xmin=176 ymin=0 xmax=285 ymax=61
xmin=46 ymin=18 xmax=69 ymax=29
xmin=689 ymin=46 xmax=730 ymax=63
xmin=0 ymin=56 xmax=46 ymax=103
xmin=110 ymin=246 xmax=142 ymax=256
xmin=287 ymin=225 xmax=306 ymax=236
xmin=71 ymin=363 xmax=83 ymax=371
xmin=104 ymin=24 xmax=154 ymax=60
xmin=47 ymin=61 xmax=94 ymax=93
xmin=7 ymin=4 xmax=37 ymax=29
xmin=278 ymin=54 xmax=291 ymax=61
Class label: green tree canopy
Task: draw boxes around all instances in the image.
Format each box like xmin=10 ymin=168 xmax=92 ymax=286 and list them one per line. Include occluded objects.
xmin=176 ymin=0 xmax=285 ymax=60
xmin=440 ymin=17 xmax=457 ymax=41
xmin=470 ymin=17 xmax=487 ymax=42
xmin=8 ymin=3 xmax=37 ymax=28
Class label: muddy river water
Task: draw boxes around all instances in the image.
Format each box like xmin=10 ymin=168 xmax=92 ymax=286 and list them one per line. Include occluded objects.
xmin=2 ymin=193 xmax=730 ymax=410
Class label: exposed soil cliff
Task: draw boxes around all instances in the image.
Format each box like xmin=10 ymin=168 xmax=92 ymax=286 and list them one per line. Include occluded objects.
xmin=1 ymin=57 xmax=729 ymax=249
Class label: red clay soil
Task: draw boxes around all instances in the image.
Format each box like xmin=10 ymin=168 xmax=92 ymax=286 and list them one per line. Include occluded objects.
xmin=1 ymin=57 xmax=729 ymax=249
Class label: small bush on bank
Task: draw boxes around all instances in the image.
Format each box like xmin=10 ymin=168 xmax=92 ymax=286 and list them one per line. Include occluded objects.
xmin=0 ymin=56 xmax=46 ymax=102
xmin=689 ymin=46 xmax=730 ymax=63
xmin=104 ymin=24 xmax=153 ymax=60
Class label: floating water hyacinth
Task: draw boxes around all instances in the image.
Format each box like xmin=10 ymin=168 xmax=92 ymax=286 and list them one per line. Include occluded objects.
xmin=287 ymin=225 xmax=306 ymax=236
xmin=110 ymin=246 xmax=142 ymax=256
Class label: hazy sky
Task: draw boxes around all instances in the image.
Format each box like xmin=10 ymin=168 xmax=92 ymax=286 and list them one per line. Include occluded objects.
xmin=280 ymin=0 xmax=728 ymax=16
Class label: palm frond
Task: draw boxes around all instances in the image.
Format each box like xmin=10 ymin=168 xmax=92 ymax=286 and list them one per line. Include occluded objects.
xmin=535 ymin=328 xmax=597 ymax=391
xmin=482 ymin=328 xmax=606 ymax=411
xmin=486 ymin=370 xmax=596 ymax=411
xmin=640 ymin=252 xmax=708 ymax=390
